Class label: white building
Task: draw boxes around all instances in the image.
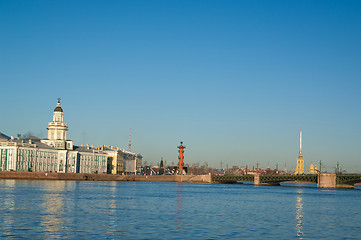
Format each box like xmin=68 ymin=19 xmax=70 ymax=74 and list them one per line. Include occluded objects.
xmin=123 ymin=150 xmax=142 ymax=174
xmin=41 ymin=98 xmax=74 ymax=150
xmin=0 ymin=99 xmax=107 ymax=174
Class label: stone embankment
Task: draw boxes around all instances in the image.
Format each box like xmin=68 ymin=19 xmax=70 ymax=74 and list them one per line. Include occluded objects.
xmin=0 ymin=171 xmax=212 ymax=183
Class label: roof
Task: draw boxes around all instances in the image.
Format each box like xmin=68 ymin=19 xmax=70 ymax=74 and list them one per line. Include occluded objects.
xmin=54 ymin=105 xmax=63 ymax=112
xmin=54 ymin=99 xmax=63 ymax=112
xmin=54 ymin=107 xmax=63 ymax=112
xmin=0 ymin=132 xmax=10 ymax=140
xmin=73 ymin=145 xmax=106 ymax=154
xmin=35 ymin=141 xmax=59 ymax=149
xmin=6 ymin=139 xmax=56 ymax=150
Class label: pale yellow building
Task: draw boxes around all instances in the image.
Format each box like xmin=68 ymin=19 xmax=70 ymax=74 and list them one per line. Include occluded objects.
xmin=97 ymin=145 xmax=122 ymax=175
xmin=97 ymin=145 xmax=142 ymax=174
xmin=309 ymin=161 xmax=318 ymax=174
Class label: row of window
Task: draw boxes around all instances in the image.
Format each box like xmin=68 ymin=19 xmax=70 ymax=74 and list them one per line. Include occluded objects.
xmin=1 ymin=148 xmax=107 ymax=173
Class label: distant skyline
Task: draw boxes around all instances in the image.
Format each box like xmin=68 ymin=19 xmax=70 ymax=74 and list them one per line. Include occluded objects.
xmin=1 ymin=0 xmax=360 ymax=172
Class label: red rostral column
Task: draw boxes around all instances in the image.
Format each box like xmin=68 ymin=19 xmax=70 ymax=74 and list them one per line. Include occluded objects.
xmin=178 ymin=141 xmax=185 ymax=170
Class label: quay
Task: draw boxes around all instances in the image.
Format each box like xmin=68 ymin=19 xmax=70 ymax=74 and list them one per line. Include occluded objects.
xmin=0 ymin=171 xmax=212 ymax=183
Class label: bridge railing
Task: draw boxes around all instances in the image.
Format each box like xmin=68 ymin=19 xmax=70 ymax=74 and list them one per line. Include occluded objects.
xmin=336 ymin=174 xmax=361 ymax=185
xmin=260 ymin=174 xmax=317 ymax=183
xmin=211 ymin=174 xmax=254 ymax=183
xmin=212 ymin=173 xmax=361 ymax=187
xmin=212 ymin=174 xmax=318 ymax=184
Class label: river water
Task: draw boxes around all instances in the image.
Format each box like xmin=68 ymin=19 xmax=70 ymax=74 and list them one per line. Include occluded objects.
xmin=0 ymin=180 xmax=360 ymax=239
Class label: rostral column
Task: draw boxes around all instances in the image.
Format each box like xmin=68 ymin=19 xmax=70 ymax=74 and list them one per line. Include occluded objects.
xmin=177 ymin=142 xmax=185 ymax=173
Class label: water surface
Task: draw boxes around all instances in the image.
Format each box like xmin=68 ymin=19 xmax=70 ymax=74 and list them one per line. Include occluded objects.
xmin=0 ymin=180 xmax=360 ymax=239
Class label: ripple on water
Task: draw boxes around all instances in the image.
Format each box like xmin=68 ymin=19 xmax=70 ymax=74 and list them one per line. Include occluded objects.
xmin=0 ymin=180 xmax=360 ymax=239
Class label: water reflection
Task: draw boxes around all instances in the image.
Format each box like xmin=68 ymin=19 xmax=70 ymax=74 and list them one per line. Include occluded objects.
xmin=176 ymin=183 xmax=184 ymax=239
xmin=106 ymin=181 xmax=117 ymax=235
xmin=295 ymin=189 xmax=304 ymax=239
xmin=1 ymin=180 xmax=16 ymax=237
xmin=41 ymin=181 xmax=67 ymax=239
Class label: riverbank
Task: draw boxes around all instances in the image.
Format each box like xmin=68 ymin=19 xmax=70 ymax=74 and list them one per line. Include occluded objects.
xmin=0 ymin=171 xmax=212 ymax=183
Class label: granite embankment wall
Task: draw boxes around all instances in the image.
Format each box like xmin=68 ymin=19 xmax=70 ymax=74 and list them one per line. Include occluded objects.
xmin=0 ymin=171 xmax=212 ymax=183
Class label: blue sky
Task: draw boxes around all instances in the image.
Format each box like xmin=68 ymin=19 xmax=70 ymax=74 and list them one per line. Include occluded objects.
xmin=1 ymin=0 xmax=360 ymax=172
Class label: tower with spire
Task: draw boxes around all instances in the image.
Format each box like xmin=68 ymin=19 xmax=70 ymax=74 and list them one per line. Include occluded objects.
xmin=41 ymin=98 xmax=73 ymax=150
xmin=294 ymin=128 xmax=304 ymax=174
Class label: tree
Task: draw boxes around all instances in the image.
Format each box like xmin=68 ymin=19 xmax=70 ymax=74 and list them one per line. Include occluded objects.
xmin=159 ymin=159 xmax=164 ymax=175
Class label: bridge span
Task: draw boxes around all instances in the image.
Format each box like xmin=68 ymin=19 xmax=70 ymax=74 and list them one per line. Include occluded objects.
xmin=211 ymin=173 xmax=361 ymax=188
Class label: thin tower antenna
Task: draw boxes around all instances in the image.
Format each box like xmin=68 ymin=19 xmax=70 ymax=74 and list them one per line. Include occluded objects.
xmin=128 ymin=128 xmax=131 ymax=152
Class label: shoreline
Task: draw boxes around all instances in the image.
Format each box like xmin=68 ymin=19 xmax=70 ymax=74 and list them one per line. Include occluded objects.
xmin=0 ymin=171 xmax=212 ymax=183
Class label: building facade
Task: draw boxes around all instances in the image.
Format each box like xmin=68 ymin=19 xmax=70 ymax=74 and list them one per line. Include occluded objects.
xmin=97 ymin=145 xmax=142 ymax=174
xmin=1 ymin=140 xmax=66 ymax=172
xmin=123 ymin=150 xmax=142 ymax=174
xmin=0 ymin=100 xmax=108 ymax=174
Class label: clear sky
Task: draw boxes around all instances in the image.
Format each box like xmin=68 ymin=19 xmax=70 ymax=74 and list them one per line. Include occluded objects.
xmin=1 ymin=0 xmax=360 ymax=172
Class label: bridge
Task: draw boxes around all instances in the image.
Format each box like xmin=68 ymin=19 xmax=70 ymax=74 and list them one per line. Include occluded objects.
xmin=336 ymin=174 xmax=361 ymax=186
xmin=211 ymin=173 xmax=361 ymax=188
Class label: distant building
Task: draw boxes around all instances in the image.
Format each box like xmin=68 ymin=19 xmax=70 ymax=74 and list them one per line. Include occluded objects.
xmin=97 ymin=145 xmax=142 ymax=174
xmin=0 ymin=99 xmax=108 ymax=173
xmin=309 ymin=161 xmax=317 ymax=174
xmin=295 ymin=128 xmax=305 ymax=174
xmin=1 ymin=139 xmax=61 ymax=172
xmin=98 ymin=145 xmax=119 ymax=174
xmin=1 ymin=99 xmax=143 ymax=174
xmin=124 ymin=151 xmax=142 ymax=174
